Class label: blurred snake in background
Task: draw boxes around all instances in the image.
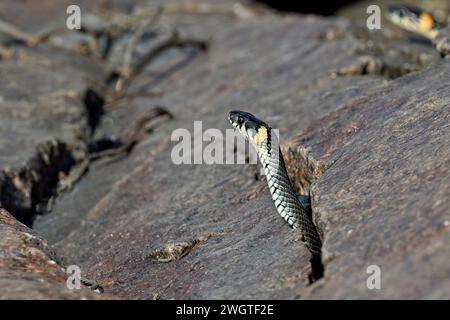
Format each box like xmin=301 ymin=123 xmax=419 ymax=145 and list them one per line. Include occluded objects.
xmin=228 ymin=111 xmax=322 ymax=258
xmin=387 ymin=4 xmax=446 ymax=40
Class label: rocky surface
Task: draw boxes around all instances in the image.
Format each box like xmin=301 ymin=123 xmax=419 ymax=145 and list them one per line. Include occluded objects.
xmin=283 ymin=58 xmax=450 ymax=298
xmin=0 ymin=45 xmax=106 ymax=227
xmin=0 ymin=208 xmax=103 ymax=299
xmin=0 ymin=0 xmax=449 ymax=299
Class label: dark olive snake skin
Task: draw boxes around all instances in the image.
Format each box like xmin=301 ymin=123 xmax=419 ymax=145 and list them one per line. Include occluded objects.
xmin=228 ymin=111 xmax=322 ymax=256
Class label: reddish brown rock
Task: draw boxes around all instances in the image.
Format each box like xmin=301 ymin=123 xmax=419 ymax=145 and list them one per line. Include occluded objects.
xmin=0 ymin=208 xmax=105 ymax=299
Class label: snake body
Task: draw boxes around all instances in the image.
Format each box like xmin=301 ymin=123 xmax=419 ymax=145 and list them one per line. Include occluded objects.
xmin=229 ymin=111 xmax=322 ymax=256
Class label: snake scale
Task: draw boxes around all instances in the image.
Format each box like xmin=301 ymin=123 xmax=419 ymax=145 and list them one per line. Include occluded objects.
xmin=229 ymin=111 xmax=322 ymax=257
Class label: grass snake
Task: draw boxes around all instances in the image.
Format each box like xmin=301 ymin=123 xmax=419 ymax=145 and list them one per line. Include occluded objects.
xmin=229 ymin=111 xmax=322 ymax=257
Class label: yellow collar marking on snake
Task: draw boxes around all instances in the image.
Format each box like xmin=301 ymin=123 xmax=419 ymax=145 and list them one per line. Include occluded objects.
xmin=253 ymin=126 xmax=267 ymax=148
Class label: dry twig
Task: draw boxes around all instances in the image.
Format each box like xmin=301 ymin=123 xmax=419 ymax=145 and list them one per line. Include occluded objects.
xmin=89 ymin=107 xmax=173 ymax=161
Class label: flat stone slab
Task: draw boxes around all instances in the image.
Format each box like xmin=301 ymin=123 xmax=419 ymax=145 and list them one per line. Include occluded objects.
xmin=283 ymin=58 xmax=450 ymax=298
xmin=0 ymin=208 xmax=104 ymax=299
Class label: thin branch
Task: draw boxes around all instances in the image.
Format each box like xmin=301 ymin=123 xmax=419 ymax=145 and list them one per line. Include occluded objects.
xmin=56 ymin=158 xmax=90 ymax=193
xmin=135 ymin=31 xmax=208 ymax=79
xmin=136 ymin=2 xmax=254 ymax=18
xmin=0 ymin=18 xmax=33 ymax=44
xmin=115 ymin=6 xmax=164 ymax=94
xmin=94 ymin=2 xmax=255 ymax=33
xmin=111 ymin=28 xmax=208 ymax=100
xmin=0 ymin=18 xmax=74 ymax=46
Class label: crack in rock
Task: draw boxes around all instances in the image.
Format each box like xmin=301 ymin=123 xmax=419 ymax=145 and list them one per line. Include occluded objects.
xmin=0 ymin=139 xmax=77 ymax=227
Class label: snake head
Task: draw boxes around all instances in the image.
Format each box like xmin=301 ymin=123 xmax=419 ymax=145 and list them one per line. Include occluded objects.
xmin=387 ymin=5 xmax=440 ymax=39
xmin=228 ymin=110 xmax=271 ymax=147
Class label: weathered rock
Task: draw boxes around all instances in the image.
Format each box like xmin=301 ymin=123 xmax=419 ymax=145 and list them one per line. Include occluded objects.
xmin=0 ymin=208 xmax=104 ymax=299
xmin=35 ymin=11 xmax=391 ymax=299
xmin=283 ymin=59 xmax=450 ymax=298
xmin=1 ymin=0 xmax=448 ymax=300
xmin=0 ymin=139 xmax=77 ymax=227
xmin=434 ymin=26 xmax=450 ymax=56
xmin=0 ymin=45 xmax=107 ymax=226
